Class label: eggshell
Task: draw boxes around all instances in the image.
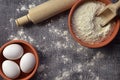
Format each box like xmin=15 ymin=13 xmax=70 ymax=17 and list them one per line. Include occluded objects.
xmin=3 ymin=44 xmax=24 ymax=60
xmin=2 ymin=60 xmax=20 ymax=79
xmin=20 ymin=53 xmax=36 ymax=73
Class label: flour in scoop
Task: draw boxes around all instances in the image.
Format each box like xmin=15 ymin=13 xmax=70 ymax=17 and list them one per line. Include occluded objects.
xmin=72 ymin=1 xmax=113 ymax=44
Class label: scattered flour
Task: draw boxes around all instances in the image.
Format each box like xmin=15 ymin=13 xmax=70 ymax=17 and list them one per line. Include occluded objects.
xmin=55 ymin=64 xmax=82 ymax=80
xmin=86 ymin=51 xmax=104 ymax=66
xmin=16 ymin=4 xmax=28 ymax=13
xmin=76 ymin=47 xmax=84 ymax=52
xmin=29 ymin=4 xmax=36 ymax=9
xmin=9 ymin=18 xmax=15 ymax=29
xmin=55 ymin=64 xmax=100 ymax=80
xmin=7 ymin=28 xmax=44 ymax=50
xmin=72 ymin=1 xmax=113 ymax=44
xmin=16 ymin=3 xmax=36 ymax=13
xmin=55 ymin=51 xmax=105 ymax=80
xmin=49 ymin=26 xmax=76 ymax=50
xmin=55 ymin=71 xmax=71 ymax=80
xmin=61 ymin=55 xmax=72 ymax=64
xmin=16 ymin=8 xmax=20 ymax=13
xmin=72 ymin=63 xmax=83 ymax=72
xmin=37 ymin=64 xmax=48 ymax=72
xmin=49 ymin=26 xmax=69 ymax=41
xmin=9 ymin=18 xmax=36 ymax=45
xmin=79 ymin=75 xmax=83 ymax=79
xmin=94 ymin=51 xmax=104 ymax=59
xmin=20 ymin=5 xmax=28 ymax=11
xmin=43 ymin=36 xmax=46 ymax=40
xmin=51 ymin=41 xmax=69 ymax=49
xmin=54 ymin=41 xmax=62 ymax=49
xmin=95 ymin=76 xmax=100 ymax=80
xmin=8 ymin=29 xmax=35 ymax=44
xmin=48 ymin=25 xmax=90 ymax=56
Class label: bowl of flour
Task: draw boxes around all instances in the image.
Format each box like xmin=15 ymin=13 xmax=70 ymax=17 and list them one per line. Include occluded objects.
xmin=68 ymin=0 xmax=120 ymax=48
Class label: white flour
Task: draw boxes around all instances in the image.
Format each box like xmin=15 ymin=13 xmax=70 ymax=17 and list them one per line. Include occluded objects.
xmin=8 ymin=29 xmax=35 ymax=44
xmin=55 ymin=51 xmax=104 ymax=80
xmin=16 ymin=4 xmax=36 ymax=13
xmin=61 ymin=55 xmax=72 ymax=64
xmin=55 ymin=70 xmax=71 ymax=80
xmin=72 ymin=1 xmax=112 ymax=44
xmin=29 ymin=4 xmax=36 ymax=9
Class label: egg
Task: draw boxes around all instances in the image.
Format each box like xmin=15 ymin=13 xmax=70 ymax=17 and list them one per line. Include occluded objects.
xmin=3 ymin=44 xmax=24 ymax=60
xmin=20 ymin=53 xmax=36 ymax=73
xmin=2 ymin=60 xmax=20 ymax=79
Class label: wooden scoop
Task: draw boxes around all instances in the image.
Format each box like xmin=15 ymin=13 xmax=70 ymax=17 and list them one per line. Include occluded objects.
xmin=97 ymin=0 xmax=120 ymax=26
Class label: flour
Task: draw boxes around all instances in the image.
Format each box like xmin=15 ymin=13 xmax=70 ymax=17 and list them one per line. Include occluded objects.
xmin=48 ymin=25 xmax=89 ymax=54
xmin=43 ymin=36 xmax=46 ymax=40
xmin=54 ymin=50 xmax=105 ymax=80
xmin=20 ymin=5 xmax=28 ymax=11
xmin=95 ymin=76 xmax=100 ymax=80
xmin=72 ymin=63 xmax=83 ymax=72
xmin=61 ymin=55 xmax=72 ymax=64
xmin=8 ymin=29 xmax=35 ymax=44
xmin=7 ymin=28 xmax=42 ymax=50
xmin=55 ymin=70 xmax=71 ymax=80
xmin=49 ymin=26 xmax=69 ymax=41
xmin=55 ymin=61 xmax=80 ymax=79
xmin=53 ymin=41 xmax=61 ymax=49
xmin=76 ymin=47 xmax=84 ymax=52
xmin=29 ymin=4 xmax=36 ymax=9
xmin=16 ymin=3 xmax=36 ymax=12
xmin=86 ymin=51 xmax=104 ymax=66
xmin=9 ymin=18 xmax=15 ymax=29
xmin=94 ymin=51 xmax=104 ymax=59
xmin=37 ymin=64 xmax=48 ymax=72
xmin=49 ymin=26 xmax=71 ymax=49
xmin=72 ymin=1 xmax=113 ymax=44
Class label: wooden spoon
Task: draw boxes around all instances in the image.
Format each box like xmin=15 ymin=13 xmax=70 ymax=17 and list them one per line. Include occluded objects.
xmin=97 ymin=0 xmax=120 ymax=26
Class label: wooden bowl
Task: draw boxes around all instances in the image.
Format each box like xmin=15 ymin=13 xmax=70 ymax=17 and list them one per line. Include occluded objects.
xmin=68 ymin=0 xmax=120 ymax=48
xmin=0 ymin=40 xmax=39 ymax=80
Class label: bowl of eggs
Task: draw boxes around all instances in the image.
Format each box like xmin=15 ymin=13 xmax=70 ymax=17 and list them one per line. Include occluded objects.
xmin=68 ymin=0 xmax=120 ymax=48
xmin=0 ymin=40 xmax=39 ymax=80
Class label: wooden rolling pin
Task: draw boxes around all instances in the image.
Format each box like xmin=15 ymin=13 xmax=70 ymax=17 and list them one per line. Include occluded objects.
xmin=15 ymin=0 xmax=77 ymax=26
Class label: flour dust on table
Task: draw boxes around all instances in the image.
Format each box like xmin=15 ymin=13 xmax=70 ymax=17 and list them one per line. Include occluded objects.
xmin=54 ymin=51 xmax=104 ymax=80
xmin=16 ymin=3 xmax=36 ymax=13
xmin=7 ymin=28 xmax=41 ymax=50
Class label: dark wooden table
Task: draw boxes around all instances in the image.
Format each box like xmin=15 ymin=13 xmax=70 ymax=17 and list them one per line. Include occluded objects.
xmin=0 ymin=0 xmax=120 ymax=80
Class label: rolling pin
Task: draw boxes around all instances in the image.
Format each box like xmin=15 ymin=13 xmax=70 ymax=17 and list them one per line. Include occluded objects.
xmin=15 ymin=0 xmax=77 ymax=26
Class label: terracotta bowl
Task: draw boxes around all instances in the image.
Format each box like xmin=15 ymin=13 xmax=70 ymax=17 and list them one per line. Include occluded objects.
xmin=0 ymin=40 xmax=39 ymax=80
xmin=68 ymin=0 xmax=120 ymax=48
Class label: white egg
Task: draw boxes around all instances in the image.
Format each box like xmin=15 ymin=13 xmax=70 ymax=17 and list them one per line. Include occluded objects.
xmin=20 ymin=53 xmax=36 ymax=73
xmin=3 ymin=44 xmax=24 ymax=60
xmin=2 ymin=60 xmax=20 ymax=79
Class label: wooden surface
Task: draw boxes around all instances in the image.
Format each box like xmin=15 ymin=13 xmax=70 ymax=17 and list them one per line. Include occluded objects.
xmin=0 ymin=0 xmax=120 ymax=80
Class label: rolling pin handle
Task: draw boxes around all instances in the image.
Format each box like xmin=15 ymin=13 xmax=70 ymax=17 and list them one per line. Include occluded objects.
xmin=15 ymin=15 xmax=31 ymax=26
